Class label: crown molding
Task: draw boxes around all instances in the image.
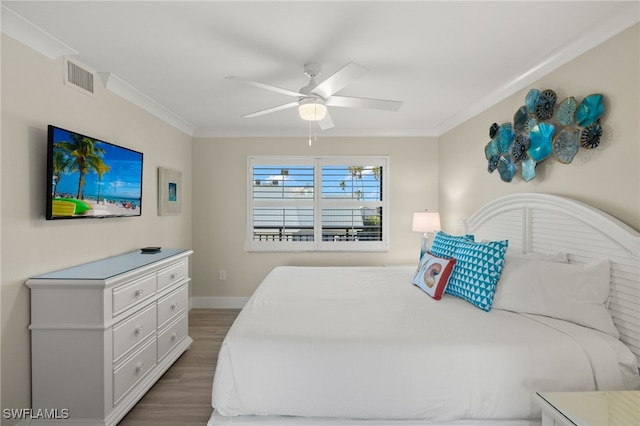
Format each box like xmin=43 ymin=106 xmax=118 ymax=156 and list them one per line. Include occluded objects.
xmin=2 ymin=5 xmax=195 ymax=136
xmin=98 ymin=72 xmax=196 ymax=136
xmin=1 ymin=5 xmax=77 ymax=59
xmin=436 ymin=1 xmax=640 ymax=136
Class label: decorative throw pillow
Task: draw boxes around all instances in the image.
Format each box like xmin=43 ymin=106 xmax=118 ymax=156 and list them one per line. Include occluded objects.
xmin=430 ymin=231 xmax=474 ymax=259
xmin=491 ymin=258 xmax=619 ymax=338
xmin=445 ymin=239 xmax=509 ymax=311
xmin=412 ymin=252 xmax=456 ymax=300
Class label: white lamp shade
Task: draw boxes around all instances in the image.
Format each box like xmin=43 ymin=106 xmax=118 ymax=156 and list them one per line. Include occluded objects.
xmin=299 ymin=98 xmax=327 ymax=121
xmin=412 ymin=211 xmax=441 ymax=233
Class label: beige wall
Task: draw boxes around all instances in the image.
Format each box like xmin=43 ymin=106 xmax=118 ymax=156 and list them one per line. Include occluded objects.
xmin=439 ymin=24 xmax=640 ymax=233
xmin=191 ymin=137 xmax=438 ymax=299
xmin=1 ymin=34 xmax=192 ymax=421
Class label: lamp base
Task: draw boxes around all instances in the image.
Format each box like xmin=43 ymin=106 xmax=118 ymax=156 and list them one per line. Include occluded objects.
xmin=419 ymin=234 xmax=428 ymax=259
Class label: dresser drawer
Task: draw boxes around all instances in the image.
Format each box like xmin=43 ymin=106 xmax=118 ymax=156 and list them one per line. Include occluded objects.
xmin=113 ymin=304 xmax=157 ymax=361
xmin=112 ymin=273 xmax=156 ymax=315
xmin=113 ymin=337 xmax=157 ymax=404
xmin=158 ymin=314 xmax=188 ymax=361
xmin=158 ymin=285 xmax=188 ymax=328
xmin=157 ymin=261 xmax=188 ymax=290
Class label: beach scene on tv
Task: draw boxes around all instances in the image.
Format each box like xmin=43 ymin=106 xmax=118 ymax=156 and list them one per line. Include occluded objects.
xmin=49 ymin=127 xmax=143 ymax=218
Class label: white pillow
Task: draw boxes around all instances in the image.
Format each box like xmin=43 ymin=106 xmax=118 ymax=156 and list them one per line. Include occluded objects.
xmin=505 ymin=250 xmax=569 ymax=263
xmin=493 ymin=252 xmax=568 ymax=310
xmin=493 ymin=256 xmax=619 ymax=338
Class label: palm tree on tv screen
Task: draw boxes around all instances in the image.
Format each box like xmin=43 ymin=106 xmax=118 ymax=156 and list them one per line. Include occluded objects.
xmin=55 ymin=133 xmax=107 ymax=200
xmin=51 ymin=149 xmax=72 ymax=197
xmin=94 ymin=161 xmax=111 ymax=203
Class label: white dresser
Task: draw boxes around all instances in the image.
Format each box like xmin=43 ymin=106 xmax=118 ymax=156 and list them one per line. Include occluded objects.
xmin=26 ymin=249 xmax=193 ymax=426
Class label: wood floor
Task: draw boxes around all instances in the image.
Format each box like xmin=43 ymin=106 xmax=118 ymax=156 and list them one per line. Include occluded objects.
xmin=118 ymin=309 xmax=241 ymax=426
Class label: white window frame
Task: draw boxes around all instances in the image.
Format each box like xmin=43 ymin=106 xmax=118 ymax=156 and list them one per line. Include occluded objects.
xmin=247 ymin=155 xmax=389 ymax=252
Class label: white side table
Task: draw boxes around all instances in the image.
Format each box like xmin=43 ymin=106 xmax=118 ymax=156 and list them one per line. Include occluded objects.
xmin=535 ymin=391 xmax=640 ymax=426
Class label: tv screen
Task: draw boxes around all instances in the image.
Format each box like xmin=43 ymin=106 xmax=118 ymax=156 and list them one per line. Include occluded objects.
xmin=46 ymin=125 xmax=143 ymax=220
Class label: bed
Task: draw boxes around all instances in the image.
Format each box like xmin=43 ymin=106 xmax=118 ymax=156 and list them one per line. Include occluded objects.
xmin=209 ymin=193 xmax=640 ymax=426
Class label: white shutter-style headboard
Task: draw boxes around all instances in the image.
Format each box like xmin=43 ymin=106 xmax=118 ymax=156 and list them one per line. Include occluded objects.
xmin=461 ymin=193 xmax=640 ymax=359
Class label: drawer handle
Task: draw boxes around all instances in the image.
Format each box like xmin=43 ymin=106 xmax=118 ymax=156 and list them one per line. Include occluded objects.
xmin=170 ymin=272 xmax=178 ymax=280
xmin=171 ymin=302 xmax=178 ymax=310
xmin=136 ymin=362 xmax=145 ymax=373
xmin=135 ymin=325 xmax=144 ymax=335
xmin=134 ymin=288 xmax=144 ymax=297
xmin=171 ymin=332 xmax=178 ymax=341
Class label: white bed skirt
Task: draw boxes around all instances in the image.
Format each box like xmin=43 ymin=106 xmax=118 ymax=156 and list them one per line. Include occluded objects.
xmin=208 ymin=411 xmax=541 ymax=426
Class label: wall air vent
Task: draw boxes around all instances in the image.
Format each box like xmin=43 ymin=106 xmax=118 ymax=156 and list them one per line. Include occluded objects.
xmin=64 ymin=57 xmax=95 ymax=96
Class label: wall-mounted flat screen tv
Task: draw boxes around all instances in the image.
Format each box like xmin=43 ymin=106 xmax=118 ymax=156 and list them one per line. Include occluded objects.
xmin=46 ymin=125 xmax=143 ymax=220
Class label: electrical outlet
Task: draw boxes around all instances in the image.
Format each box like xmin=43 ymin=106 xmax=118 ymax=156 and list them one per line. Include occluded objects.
xmin=218 ymin=269 xmax=226 ymax=280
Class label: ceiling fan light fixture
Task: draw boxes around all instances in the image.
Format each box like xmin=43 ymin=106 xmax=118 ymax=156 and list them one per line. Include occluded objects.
xmin=299 ymin=97 xmax=327 ymax=121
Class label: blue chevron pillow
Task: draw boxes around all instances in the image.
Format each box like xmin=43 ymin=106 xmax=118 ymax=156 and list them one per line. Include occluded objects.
xmin=446 ymin=239 xmax=509 ymax=311
xmin=430 ymin=231 xmax=474 ymax=259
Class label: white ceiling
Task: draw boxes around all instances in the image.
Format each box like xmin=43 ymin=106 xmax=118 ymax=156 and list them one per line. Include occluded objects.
xmin=2 ymin=1 xmax=638 ymax=138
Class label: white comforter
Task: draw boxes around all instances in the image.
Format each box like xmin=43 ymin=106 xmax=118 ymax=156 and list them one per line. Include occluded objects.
xmin=211 ymin=266 xmax=638 ymax=423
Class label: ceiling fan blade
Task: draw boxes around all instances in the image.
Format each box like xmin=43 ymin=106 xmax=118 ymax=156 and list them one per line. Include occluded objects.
xmin=311 ymin=62 xmax=368 ymax=99
xmin=226 ymin=76 xmax=304 ymax=97
xmin=242 ymin=101 xmax=299 ymax=118
xmin=318 ymin=111 xmax=334 ymax=130
xmin=326 ymin=95 xmax=403 ymax=111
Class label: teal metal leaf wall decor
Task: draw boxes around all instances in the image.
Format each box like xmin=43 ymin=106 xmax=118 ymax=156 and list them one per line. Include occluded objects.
xmin=484 ymin=89 xmax=605 ymax=182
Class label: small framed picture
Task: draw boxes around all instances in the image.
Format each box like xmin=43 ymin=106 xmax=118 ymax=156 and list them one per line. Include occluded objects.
xmin=158 ymin=167 xmax=182 ymax=215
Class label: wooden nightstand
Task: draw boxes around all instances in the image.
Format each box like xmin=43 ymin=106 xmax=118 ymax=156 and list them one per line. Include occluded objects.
xmin=535 ymin=391 xmax=640 ymax=426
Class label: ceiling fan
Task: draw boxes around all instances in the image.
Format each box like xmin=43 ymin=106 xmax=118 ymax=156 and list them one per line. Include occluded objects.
xmin=226 ymin=62 xmax=403 ymax=130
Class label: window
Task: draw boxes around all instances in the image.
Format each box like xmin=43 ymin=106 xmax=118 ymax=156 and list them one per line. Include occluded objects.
xmin=247 ymin=156 xmax=389 ymax=252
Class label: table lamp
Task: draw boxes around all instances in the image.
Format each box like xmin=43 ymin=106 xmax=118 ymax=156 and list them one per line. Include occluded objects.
xmin=412 ymin=211 xmax=441 ymax=259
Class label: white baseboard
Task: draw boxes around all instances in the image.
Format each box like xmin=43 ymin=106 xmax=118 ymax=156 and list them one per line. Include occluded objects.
xmin=190 ymin=297 xmax=249 ymax=309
